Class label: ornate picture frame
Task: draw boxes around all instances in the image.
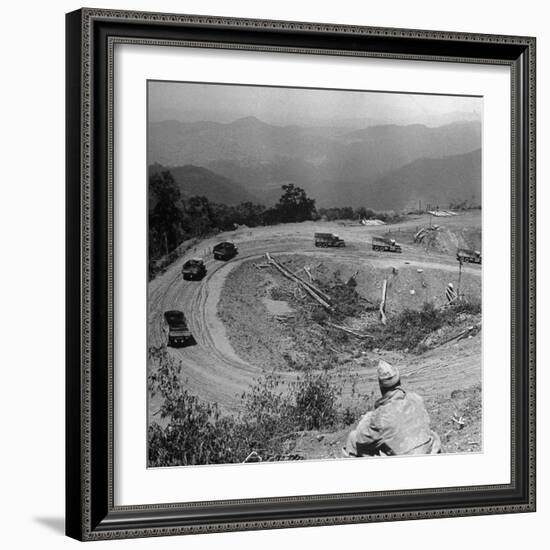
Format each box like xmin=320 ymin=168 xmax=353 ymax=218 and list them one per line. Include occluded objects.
xmin=66 ymin=8 xmax=536 ymax=541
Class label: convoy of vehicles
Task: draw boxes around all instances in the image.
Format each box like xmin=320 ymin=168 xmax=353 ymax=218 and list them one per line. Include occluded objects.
xmin=165 ymin=226 xmax=478 ymax=347
xmin=456 ymin=248 xmax=482 ymax=264
xmin=371 ymin=236 xmax=402 ymax=253
xmin=164 ymin=310 xmax=192 ymax=348
xmin=314 ymin=232 xmax=346 ymax=248
xmin=213 ymin=241 xmax=238 ymax=261
xmin=182 ymin=258 xmax=207 ymax=280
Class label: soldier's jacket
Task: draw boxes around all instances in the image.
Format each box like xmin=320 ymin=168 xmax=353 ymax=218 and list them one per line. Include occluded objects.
xmin=346 ymin=387 xmax=440 ymax=456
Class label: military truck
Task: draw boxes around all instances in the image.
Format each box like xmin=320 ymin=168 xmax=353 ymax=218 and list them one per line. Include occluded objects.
xmin=164 ymin=310 xmax=192 ymax=348
xmin=182 ymin=258 xmax=207 ymax=280
xmin=456 ymin=248 xmax=482 ymax=264
xmin=372 ymin=236 xmax=402 ymax=253
xmin=314 ymin=232 xmax=346 ymax=248
xmin=213 ymin=241 xmax=238 ymax=261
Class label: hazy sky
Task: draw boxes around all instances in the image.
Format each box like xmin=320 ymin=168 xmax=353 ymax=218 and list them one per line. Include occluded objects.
xmin=148 ymin=80 xmax=482 ymax=128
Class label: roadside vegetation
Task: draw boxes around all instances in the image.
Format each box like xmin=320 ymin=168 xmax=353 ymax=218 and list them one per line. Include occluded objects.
xmin=148 ymin=347 xmax=373 ymax=466
xmin=366 ymin=300 xmax=481 ymax=353
xmin=296 ymin=276 xmax=481 ymax=357
xmin=148 ymin=343 xmax=481 ymax=465
xmin=318 ymin=206 xmax=404 ymax=224
xmin=149 ymin=170 xmax=317 ymax=278
xmin=149 ymin=169 xmax=408 ymax=278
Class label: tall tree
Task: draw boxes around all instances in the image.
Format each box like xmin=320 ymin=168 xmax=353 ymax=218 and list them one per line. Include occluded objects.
xmin=149 ymin=171 xmax=185 ymax=255
xmin=276 ymin=184 xmax=316 ymax=223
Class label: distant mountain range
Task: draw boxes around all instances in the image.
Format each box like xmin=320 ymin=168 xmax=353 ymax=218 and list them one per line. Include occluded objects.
xmin=148 ymin=117 xmax=482 ymax=210
xmin=368 ymin=149 xmax=481 ymax=210
xmin=149 ymin=164 xmax=257 ymax=206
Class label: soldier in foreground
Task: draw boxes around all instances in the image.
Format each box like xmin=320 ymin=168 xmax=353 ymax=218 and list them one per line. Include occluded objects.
xmin=343 ymin=360 xmax=441 ymax=457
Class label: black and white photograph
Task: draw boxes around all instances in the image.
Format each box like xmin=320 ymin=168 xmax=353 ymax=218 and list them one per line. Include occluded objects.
xmin=0 ymin=0 xmax=542 ymax=545
xmin=147 ymin=81 xmax=483 ymax=467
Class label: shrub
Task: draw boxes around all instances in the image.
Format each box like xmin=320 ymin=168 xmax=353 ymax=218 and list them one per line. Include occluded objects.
xmin=453 ymin=299 xmax=482 ymax=315
xmin=239 ymin=373 xmax=296 ymax=454
xmin=366 ymin=299 xmax=481 ymax=352
xmin=315 ymin=272 xmax=369 ymax=321
xmin=148 ymin=393 xmax=242 ymax=466
xmin=292 ymin=372 xmax=339 ymax=430
xmin=148 ymin=346 xmax=249 ymax=465
xmin=310 ymin=307 xmax=329 ymax=324
xmin=148 ymin=349 xmax=344 ymax=465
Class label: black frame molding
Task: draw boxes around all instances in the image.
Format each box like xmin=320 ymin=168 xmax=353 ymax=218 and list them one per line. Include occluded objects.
xmin=66 ymin=8 xmax=536 ymax=541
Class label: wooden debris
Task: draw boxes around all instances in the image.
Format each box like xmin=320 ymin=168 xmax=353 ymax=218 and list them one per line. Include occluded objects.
xmin=379 ymin=279 xmax=388 ymax=325
xmin=266 ymin=253 xmax=333 ymax=310
xmin=414 ymin=224 xmax=439 ymax=243
xmin=433 ymin=323 xmax=481 ymax=348
xmin=243 ymin=451 xmax=262 ymax=463
xmin=266 ymin=453 xmax=304 ymax=462
xmin=287 ymin=267 xmax=332 ymax=303
xmin=326 ymin=322 xmax=373 ymax=339
xmin=293 ymin=287 xmax=306 ymax=300
xmin=451 ymin=414 xmax=465 ymax=429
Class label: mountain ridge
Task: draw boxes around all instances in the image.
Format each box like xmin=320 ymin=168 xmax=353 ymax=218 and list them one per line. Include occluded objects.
xmin=149 ymin=164 xmax=258 ymax=206
xmin=148 ymin=118 xmax=482 ymax=209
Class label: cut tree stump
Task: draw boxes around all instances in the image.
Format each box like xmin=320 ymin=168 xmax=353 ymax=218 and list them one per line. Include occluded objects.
xmin=379 ymin=279 xmax=388 ymax=325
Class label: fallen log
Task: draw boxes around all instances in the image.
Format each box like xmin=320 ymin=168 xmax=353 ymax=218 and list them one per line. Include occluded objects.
xmin=326 ymin=322 xmax=373 ymax=339
xmin=433 ymin=323 xmax=481 ymax=348
xmin=266 ymin=253 xmax=333 ymax=310
xmin=277 ymin=261 xmax=332 ymax=303
xmin=267 ymin=254 xmax=332 ymax=304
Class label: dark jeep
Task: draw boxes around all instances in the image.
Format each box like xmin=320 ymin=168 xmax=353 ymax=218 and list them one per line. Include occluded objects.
xmin=163 ymin=310 xmax=192 ymax=348
xmin=213 ymin=241 xmax=238 ymax=261
xmin=182 ymin=258 xmax=207 ymax=280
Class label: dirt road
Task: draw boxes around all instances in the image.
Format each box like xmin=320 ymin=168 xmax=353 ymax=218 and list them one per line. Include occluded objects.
xmin=148 ymin=216 xmax=482 ymax=415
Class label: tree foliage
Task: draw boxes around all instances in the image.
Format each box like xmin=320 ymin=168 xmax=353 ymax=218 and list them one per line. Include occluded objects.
xmin=274 ymin=183 xmax=317 ymax=223
xmin=148 ymin=173 xmax=318 ymax=277
xmin=148 ymin=347 xmax=342 ymax=466
xmin=149 ymin=171 xmax=186 ymax=257
xmin=318 ymin=205 xmax=403 ymax=223
xmin=148 ymin=169 xmax=406 ymax=278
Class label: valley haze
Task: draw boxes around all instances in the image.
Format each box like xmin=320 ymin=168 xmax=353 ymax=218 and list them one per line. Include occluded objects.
xmin=148 ymin=81 xmax=481 ymax=211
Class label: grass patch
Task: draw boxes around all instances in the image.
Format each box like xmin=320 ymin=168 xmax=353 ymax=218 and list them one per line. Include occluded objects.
xmin=367 ymin=300 xmax=481 ymax=352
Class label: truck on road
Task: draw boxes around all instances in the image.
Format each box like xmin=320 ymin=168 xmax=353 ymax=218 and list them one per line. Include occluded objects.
xmin=456 ymin=248 xmax=482 ymax=264
xmin=164 ymin=310 xmax=192 ymax=348
xmin=182 ymin=258 xmax=207 ymax=280
xmin=372 ymin=236 xmax=402 ymax=253
xmin=314 ymin=232 xmax=346 ymax=248
xmin=213 ymin=241 xmax=238 ymax=261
